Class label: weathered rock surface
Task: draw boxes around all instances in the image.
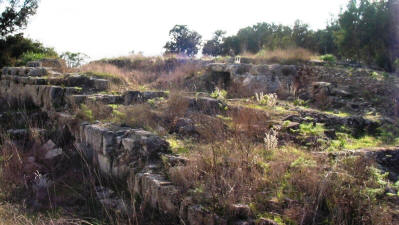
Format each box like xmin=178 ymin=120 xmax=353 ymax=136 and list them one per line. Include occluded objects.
xmin=1 ymin=67 xmax=49 ymax=77
xmin=77 ymin=123 xmax=170 ymax=178
xmin=27 ymin=58 xmax=67 ymax=72
xmin=284 ymin=109 xmax=380 ymax=134
xmin=188 ymin=96 xmax=227 ymax=115
xmin=123 ymin=91 xmax=167 ymax=105
xmin=171 ymin=117 xmax=198 ymax=136
xmin=206 ymin=63 xmax=297 ymax=96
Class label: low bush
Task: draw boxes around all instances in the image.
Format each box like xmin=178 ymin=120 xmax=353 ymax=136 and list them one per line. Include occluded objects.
xmin=18 ymin=51 xmax=58 ymax=66
xmin=320 ymin=54 xmax=336 ymax=63
xmin=255 ymin=92 xmax=277 ymax=107
xmin=210 ymin=87 xmax=228 ymax=100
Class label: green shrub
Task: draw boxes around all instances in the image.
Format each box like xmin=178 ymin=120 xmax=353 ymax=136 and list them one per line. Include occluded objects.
xmin=378 ymin=124 xmax=399 ymax=144
xmin=210 ymin=87 xmax=227 ymax=100
xmin=0 ymin=34 xmax=58 ymax=68
xmin=18 ymin=51 xmax=57 ymax=66
xmin=320 ymin=54 xmax=336 ymax=63
xmin=255 ymin=92 xmax=277 ymax=107
xmin=293 ymin=98 xmax=308 ymax=107
xmin=294 ymin=123 xmax=325 ymax=137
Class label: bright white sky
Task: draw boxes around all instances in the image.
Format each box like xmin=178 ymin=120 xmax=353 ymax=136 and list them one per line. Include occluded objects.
xmin=25 ymin=0 xmax=349 ymax=60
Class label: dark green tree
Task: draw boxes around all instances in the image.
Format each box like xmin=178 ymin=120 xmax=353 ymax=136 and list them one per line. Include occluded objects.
xmin=164 ymin=25 xmax=202 ymax=56
xmin=202 ymin=30 xmax=226 ymax=56
xmin=335 ymin=0 xmax=393 ymax=70
xmin=221 ymin=36 xmax=241 ymax=56
xmin=292 ymin=20 xmax=316 ymax=50
xmin=0 ymin=0 xmax=39 ymax=37
xmin=314 ymin=20 xmax=340 ymax=55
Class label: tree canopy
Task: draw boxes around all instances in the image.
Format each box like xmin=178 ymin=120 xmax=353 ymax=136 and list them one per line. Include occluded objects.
xmin=164 ymin=25 xmax=202 ymax=56
xmin=202 ymin=30 xmax=226 ymax=56
xmin=200 ymin=0 xmax=397 ymax=71
xmin=0 ymin=0 xmax=39 ymax=37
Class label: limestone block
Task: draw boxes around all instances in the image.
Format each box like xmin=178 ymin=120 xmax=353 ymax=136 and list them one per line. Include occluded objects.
xmin=93 ymin=79 xmax=110 ymax=91
xmin=28 ymin=67 xmax=48 ymax=77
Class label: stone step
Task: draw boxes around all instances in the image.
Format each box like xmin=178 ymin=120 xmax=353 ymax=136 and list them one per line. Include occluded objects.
xmin=67 ymin=91 xmax=168 ymax=107
xmin=77 ymin=122 xmax=171 ymax=178
xmin=26 ymin=59 xmax=66 ymax=72
xmin=185 ymin=96 xmax=228 ymax=115
xmin=1 ymin=67 xmax=52 ymax=77
xmin=1 ymin=74 xmax=110 ymax=92
xmin=123 ymin=90 xmax=168 ymax=104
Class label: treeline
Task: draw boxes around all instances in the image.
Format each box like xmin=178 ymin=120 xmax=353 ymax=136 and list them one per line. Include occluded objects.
xmin=201 ymin=0 xmax=398 ymax=71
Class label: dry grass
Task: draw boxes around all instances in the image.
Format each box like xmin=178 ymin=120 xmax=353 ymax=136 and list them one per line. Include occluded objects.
xmin=229 ymin=107 xmax=270 ymax=140
xmin=243 ymin=47 xmax=316 ymax=64
xmin=164 ymin=92 xmax=189 ymax=120
xmin=169 ymin=137 xmax=398 ymax=224
xmin=151 ymin=63 xmax=203 ymax=91
xmin=0 ymin=202 xmax=91 ymax=225
xmin=116 ymin=104 xmax=164 ymax=132
xmin=92 ymin=54 xmax=205 ymax=91
xmin=79 ymin=62 xmax=137 ymax=91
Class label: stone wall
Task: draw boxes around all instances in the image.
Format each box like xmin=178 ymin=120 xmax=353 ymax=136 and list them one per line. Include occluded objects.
xmin=0 ymin=63 xmax=252 ymax=225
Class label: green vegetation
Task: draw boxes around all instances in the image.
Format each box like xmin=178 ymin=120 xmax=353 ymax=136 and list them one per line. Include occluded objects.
xmin=327 ymin=124 xmax=399 ymax=151
xmin=166 ymin=136 xmax=191 ymax=154
xmin=0 ymin=34 xmax=58 ymax=68
xmin=18 ymin=51 xmax=57 ymax=66
xmin=255 ymin=92 xmax=278 ymax=107
xmin=60 ymin=52 xmax=89 ymax=68
xmin=199 ymin=0 xmax=396 ymax=71
xmin=0 ymin=0 xmax=39 ymax=37
xmin=320 ymin=54 xmax=336 ymax=63
xmin=76 ymin=104 xmax=94 ymax=122
xmin=164 ymin=25 xmax=202 ymax=56
xmin=294 ymin=122 xmax=326 ymax=137
xmin=293 ymin=98 xmax=308 ymax=107
xmin=210 ymin=87 xmax=227 ymax=100
xmin=202 ymin=30 xmax=226 ymax=56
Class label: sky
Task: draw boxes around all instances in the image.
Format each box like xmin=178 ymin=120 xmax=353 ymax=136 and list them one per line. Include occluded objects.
xmin=25 ymin=0 xmax=349 ymax=60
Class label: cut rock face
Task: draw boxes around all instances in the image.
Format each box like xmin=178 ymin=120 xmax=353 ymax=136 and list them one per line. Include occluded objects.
xmin=206 ymin=63 xmax=298 ymax=96
xmin=78 ymin=123 xmax=170 ymax=178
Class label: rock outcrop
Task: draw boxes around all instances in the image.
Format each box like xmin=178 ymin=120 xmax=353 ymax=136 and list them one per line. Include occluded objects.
xmin=0 ymin=61 xmax=255 ymax=225
xmin=206 ymin=63 xmax=298 ymax=96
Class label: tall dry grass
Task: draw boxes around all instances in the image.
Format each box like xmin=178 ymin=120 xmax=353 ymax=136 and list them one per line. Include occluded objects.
xmin=243 ymin=47 xmax=316 ymax=64
xmin=169 ymin=137 xmax=397 ymax=224
xmin=151 ymin=63 xmax=203 ymax=91
xmin=79 ymin=62 xmax=138 ymax=91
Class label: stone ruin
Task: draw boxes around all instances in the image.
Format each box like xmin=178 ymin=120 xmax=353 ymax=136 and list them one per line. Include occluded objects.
xmin=0 ymin=61 xmax=259 ymax=225
xmin=1 ymin=59 xmax=399 ymax=225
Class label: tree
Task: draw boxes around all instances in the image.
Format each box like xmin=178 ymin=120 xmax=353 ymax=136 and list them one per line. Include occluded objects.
xmin=60 ymin=52 xmax=89 ymax=68
xmin=164 ymin=25 xmax=202 ymax=56
xmin=0 ymin=33 xmax=57 ymax=67
xmin=0 ymin=0 xmax=39 ymax=37
xmin=292 ymin=20 xmax=316 ymax=51
xmin=313 ymin=20 xmax=340 ymax=55
xmin=202 ymin=30 xmax=226 ymax=56
xmin=335 ymin=0 xmax=393 ymax=70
